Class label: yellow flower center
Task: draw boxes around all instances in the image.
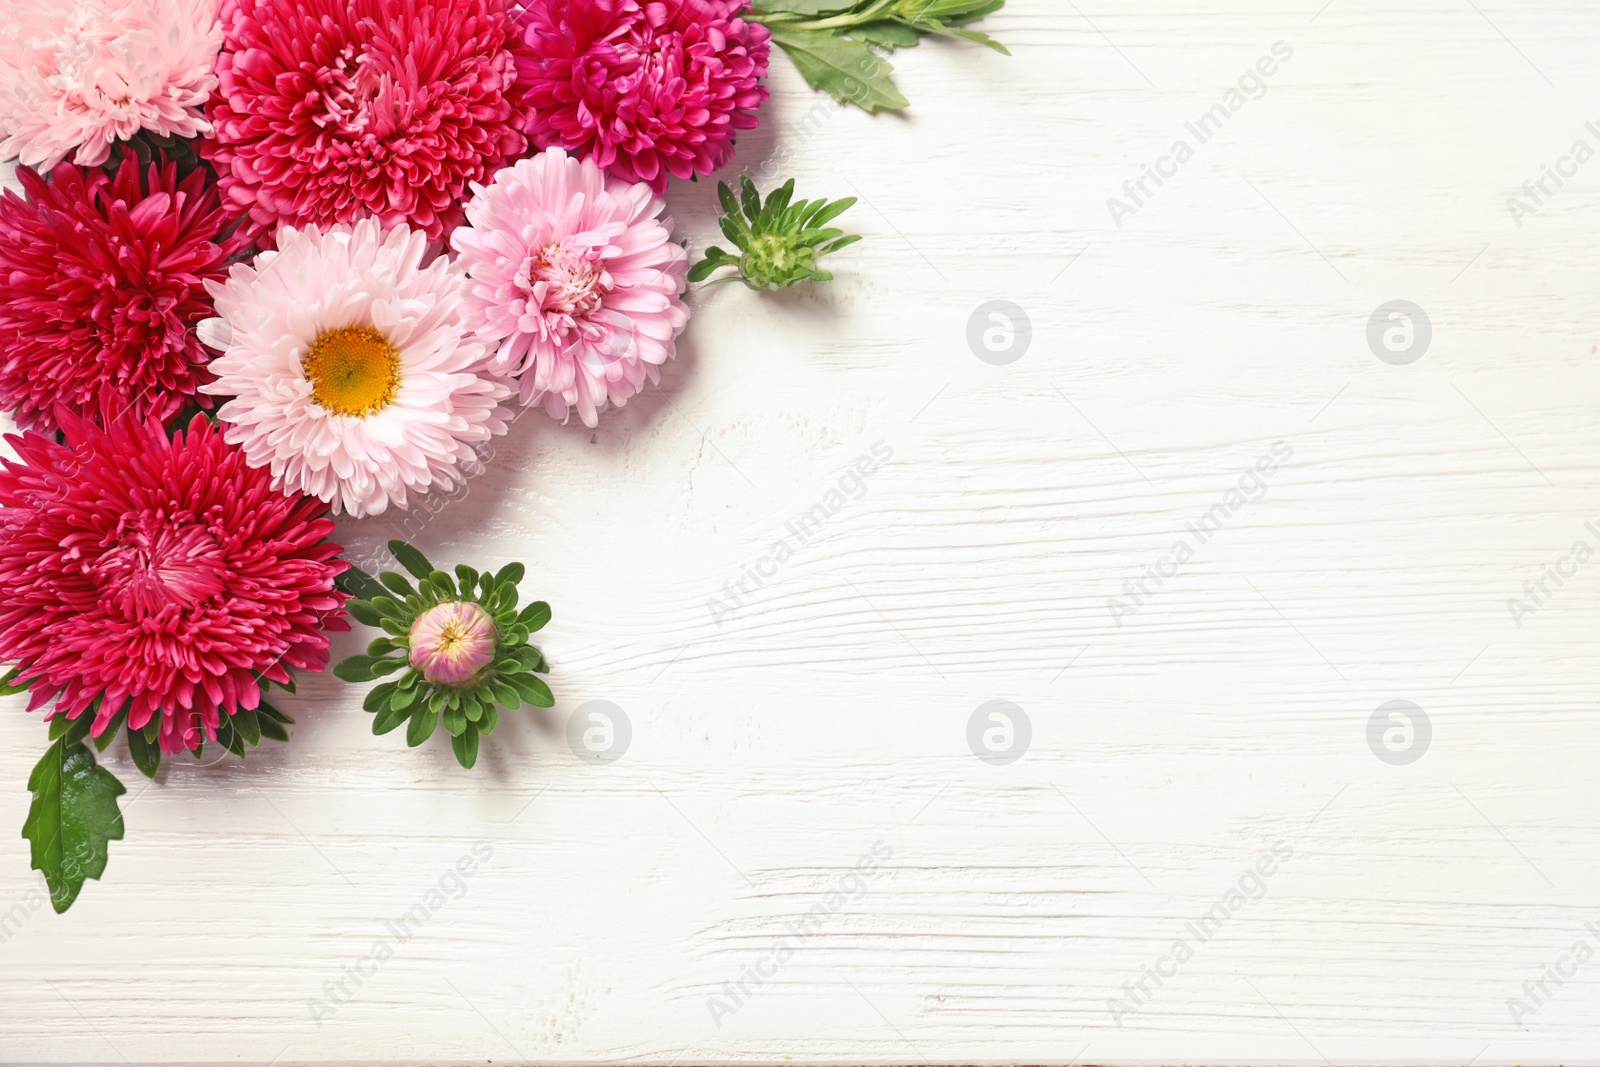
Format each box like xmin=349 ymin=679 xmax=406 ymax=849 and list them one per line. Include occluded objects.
xmin=302 ymin=325 xmax=400 ymax=417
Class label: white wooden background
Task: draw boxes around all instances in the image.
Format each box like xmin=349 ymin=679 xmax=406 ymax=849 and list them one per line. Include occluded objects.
xmin=4 ymin=1 xmax=1600 ymax=1063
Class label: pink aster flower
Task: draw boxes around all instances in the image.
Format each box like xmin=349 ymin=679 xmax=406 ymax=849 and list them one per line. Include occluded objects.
xmin=202 ymin=0 xmax=528 ymax=243
xmin=511 ymin=0 xmax=770 ymax=193
xmin=449 ymin=148 xmax=689 ymax=427
xmin=0 ymin=156 xmax=248 ymax=434
xmin=0 ymin=0 xmax=223 ymax=169
xmin=0 ymin=413 xmax=349 ymax=754
xmin=409 ymin=601 xmax=497 ymax=687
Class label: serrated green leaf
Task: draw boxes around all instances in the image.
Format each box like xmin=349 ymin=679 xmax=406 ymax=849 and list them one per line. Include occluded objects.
xmin=767 ymin=26 xmax=909 ymax=112
xmin=23 ymin=739 xmax=126 ymax=912
xmin=388 ymin=540 xmax=434 ymax=580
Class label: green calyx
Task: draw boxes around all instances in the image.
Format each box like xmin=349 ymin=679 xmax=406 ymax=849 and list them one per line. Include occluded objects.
xmin=689 ymin=177 xmax=861 ymax=291
xmin=333 ymin=540 xmax=554 ymax=770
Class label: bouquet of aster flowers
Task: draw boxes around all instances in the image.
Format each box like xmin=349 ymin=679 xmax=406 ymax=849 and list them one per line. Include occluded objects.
xmin=0 ymin=0 xmax=1005 ymax=910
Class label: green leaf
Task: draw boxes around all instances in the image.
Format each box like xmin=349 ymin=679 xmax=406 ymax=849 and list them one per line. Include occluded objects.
xmin=751 ymin=0 xmax=851 ymax=15
xmin=127 ymin=726 xmax=160 ymax=780
xmin=363 ymin=681 xmax=399 ymax=713
xmin=23 ymin=739 xmax=126 ymax=913
xmin=333 ymin=655 xmax=406 ymax=682
xmin=232 ymin=707 xmax=261 ymax=747
xmin=846 ymin=20 xmax=921 ymax=48
xmin=377 ymin=572 xmax=416 ymax=599
xmin=216 ymin=716 xmax=246 ymax=758
xmin=493 ymin=562 xmax=525 ymax=589
xmin=346 ymin=600 xmax=383 ymax=627
xmin=92 ymin=707 xmax=126 ymax=753
xmin=335 ymin=565 xmax=387 ymax=602
xmin=0 ymin=666 xmax=31 ymax=696
xmin=388 ymin=540 xmax=434 ymax=581
xmin=517 ymin=601 xmax=552 ymax=632
xmin=371 ymin=700 xmax=413 ymax=736
xmin=48 ymin=714 xmax=92 ymax=745
xmin=451 ymin=727 xmax=480 ymax=770
xmin=406 ymin=708 xmax=439 ymax=747
xmin=257 ymin=715 xmax=290 ymax=744
xmin=509 ymin=673 xmax=556 ymax=708
xmin=443 ymin=704 xmax=468 ymax=737
xmin=766 ymin=26 xmax=909 ymax=112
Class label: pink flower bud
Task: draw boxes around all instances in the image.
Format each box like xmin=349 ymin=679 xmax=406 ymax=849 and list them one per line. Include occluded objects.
xmin=408 ymin=601 xmax=497 ymax=687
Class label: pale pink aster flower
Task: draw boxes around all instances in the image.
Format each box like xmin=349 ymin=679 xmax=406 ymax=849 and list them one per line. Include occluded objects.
xmin=0 ymin=0 xmax=223 ymax=169
xmin=197 ymin=218 xmax=512 ymax=519
xmin=409 ymin=602 xmax=497 ymax=687
xmin=450 ymin=148 xmax=690 ymax=428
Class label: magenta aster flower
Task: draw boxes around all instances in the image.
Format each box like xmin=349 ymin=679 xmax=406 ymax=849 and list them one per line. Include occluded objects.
xmin=202 ymin=0 xmax=528 ymax=242
xmin=0 ymin=157 xmax=248 ymax=434
xmin=0 ymin=0 xmax=223 ymax=170
xmin=450 ymin=149 xmax=689 ymax=426
xmin=511 ymin=0 xmax=770 ymax=193
xmin=0 ymin=413 xmax=349 ymax=754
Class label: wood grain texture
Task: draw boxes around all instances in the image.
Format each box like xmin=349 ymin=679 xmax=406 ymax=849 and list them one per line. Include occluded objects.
xmin=4 ymin=1 xmax=1600 ymax=1063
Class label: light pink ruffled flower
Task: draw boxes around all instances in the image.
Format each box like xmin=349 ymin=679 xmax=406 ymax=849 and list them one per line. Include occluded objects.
xmin=0 ymin=0 xmax=222 ymax=169
xmin=450 ymin=148 xmax=690 ymax=427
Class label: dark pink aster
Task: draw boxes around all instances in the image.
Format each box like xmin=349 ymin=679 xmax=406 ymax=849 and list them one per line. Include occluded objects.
xmin=202 ymin=0 xmax=529 ymax=242
xmin=0 ymin=413 xmax=350 ymax=754
xmin=0 ymin=158 xmax=247 ymax=435
xmin=512 ymin=0 xmax=770 ymax=193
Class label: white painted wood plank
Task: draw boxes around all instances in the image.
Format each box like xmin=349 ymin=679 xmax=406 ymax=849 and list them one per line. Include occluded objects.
xmin=4 ymin=1 xmax=1600 ymax=1063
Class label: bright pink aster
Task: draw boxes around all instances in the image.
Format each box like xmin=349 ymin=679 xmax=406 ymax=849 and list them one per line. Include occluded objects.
xmin=0 ymin=157 xmax=248 ymax=434
xmin=202 ymin=0 xmax=528 ymax=242
xmin=0 ymin=413 xmax=349 ymax=754
xmin=450 ymin=148 xmax=689 ymax=426
xmin=511 ymin=0 xmax=770 ymax=194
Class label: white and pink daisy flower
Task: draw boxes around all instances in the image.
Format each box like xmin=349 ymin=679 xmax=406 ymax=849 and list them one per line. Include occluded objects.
xmin=0 ymin=0 xmax=224 ymax=169
xmin=198 ymin=218 xmax=511 ymax=519
xmin=450 ymin=148 xmax=690 ymax=428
